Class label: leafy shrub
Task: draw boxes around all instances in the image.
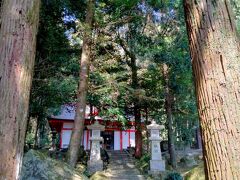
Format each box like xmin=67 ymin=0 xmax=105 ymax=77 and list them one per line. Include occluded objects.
xmin=165 ymin=172 xmax=183 ymax=180
xmin=136 ymin=153 xmax=151 ymax=173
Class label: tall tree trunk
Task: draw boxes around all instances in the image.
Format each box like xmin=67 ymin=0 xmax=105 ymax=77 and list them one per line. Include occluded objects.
xmin=67 ymin=0 xmax=95 ymax=167
xmin=0 ymin=0 xmax=40 ymax=179
xmin=145 ymin=107 xmax=150 ymax=153
xmin=131 ymin=54 xmax=142 ymax=158
xmin=134 ymin=103 xmax=142 ymax=158
xmin=34 ymin=116 xmax=40 ymax=148
xmin=39 ymin=116 xmax=46 ymax=148
xmin=118 ymin=37 xmax=142 ymax=158
xmin=184 ymin=0 xmax=240 ymax=179
xmin=162 ymin=63 xmax=177 ymax=169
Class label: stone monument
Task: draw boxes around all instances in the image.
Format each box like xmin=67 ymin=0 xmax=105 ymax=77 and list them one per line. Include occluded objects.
xmin=147 ymin=120 xmax=165 ymax=173
xmin=87 ymin=120 xmax=105 ymax=174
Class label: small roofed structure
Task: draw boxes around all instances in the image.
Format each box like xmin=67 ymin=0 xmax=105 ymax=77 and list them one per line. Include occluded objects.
xmin=48 ymin=104 xmax=137 ymax=150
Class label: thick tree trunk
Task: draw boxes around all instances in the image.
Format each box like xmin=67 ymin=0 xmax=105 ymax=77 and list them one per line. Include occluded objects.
xmin=131 ymin=54 xmax=142 ymax=158
xmin=134 ymin=104 xmax=142 ymax=158
xmin=184 ymin=0 xmax=240 ymax=179
xmin=145 ymin=107 xmax=149 ymax=152
xmin=162 ymin=63 xmax=177 ymax=169
xmin=67 ymin=0 xmax=95 ymax=167
xmin=0 ymin=0 xmax=40 ymax=179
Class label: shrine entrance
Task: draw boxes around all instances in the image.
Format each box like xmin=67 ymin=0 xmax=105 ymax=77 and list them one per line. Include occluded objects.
xmin=101 ymin=131 xmax=114 ymax=150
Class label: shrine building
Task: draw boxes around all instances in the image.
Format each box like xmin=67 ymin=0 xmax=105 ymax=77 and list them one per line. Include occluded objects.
xmin=48 ymin=104 xmax=137 ymax=150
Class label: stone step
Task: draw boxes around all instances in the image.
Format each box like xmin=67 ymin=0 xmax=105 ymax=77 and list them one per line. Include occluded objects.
xmin=105 ymin=168 xmax=140 ymax=171
xmin=103 ymin=150 xmax=143 ymax=179
xmin=108 ymin=162 xmax=135 ymax=165
xmin=109 ymin=157 xmax=131 ymax=160
xmin=108 ymin=164 xmax=135 ymax=167
xmin=106 ymin=171 xmax=143 ymax=176
xmin=109 ymin=159 xmax=132 ymax=162
xmin=109 ymin=158 xmax=133 ymax=161
xmin=109 ymin=162 xmax=135 ymax=165
xmin=109 ymin=163 xmax=135 ymax=167
xmin=108 ymin=155 xmax=130 ymax=157
xmin=109 ymin=155 xmax=132 ymax=157
xmin=109 ymin=155 xmax=130 ymax=157
xmin=107 ymin=168 xmax=139 ymax=173
xmin=107 ymin=165 xmax=138 ymax=170
xmin=108 ymin=153 xmax=130 ymax=155
xmin=109 ymin=175 xmax=145 ymax=180
xmin=106 ymin=170 xmax=140 ymax=175
xmin=109 ymin=159 xmax=134 ymax=162
xmin=109 ymin=156 xmax=130 ymax=159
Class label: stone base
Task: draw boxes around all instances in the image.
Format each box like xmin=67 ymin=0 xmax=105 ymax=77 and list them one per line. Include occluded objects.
xmin=87 ymin=160 xmax=103 ymax=174
xmin=149 ymin=160 xmax=165 ymax=172
xmin=148 ymin=170 xmax=168 ymax=179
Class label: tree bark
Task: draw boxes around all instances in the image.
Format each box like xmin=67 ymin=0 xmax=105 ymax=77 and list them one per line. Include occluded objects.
xmin=134 ymin=103 xmax=142 ymax=158
xmin=162 ymin=63 xmax=177 ymax=169
xmin=34 ymin=116 xmax=40 ymax=148
xmin=118 ymin=37 xmax=143 ymax=158
xmin=131 ymin=50 xmax=142 ymax=158
xmin=0 ymin=0 xmax=40 ymax=179
xmin=184 ymin=0 xmax=240 ymax=179
xmin=67 ymin=0 xmax=95 ymax=167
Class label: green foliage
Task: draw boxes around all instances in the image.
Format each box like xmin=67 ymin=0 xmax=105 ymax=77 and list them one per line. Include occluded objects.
xmin=231 ymin=0 xmax=240 ymax=32
xmin=30 ymin=0 xmax=79 ymax=116
xmin=28 ymin=0 xmax=80 ymax=147
xmin=184 ymin=162 xmax=205 ymax=180
xmin=29 ymin=0 xmax=205 ymax=150
xmin=164 ymin=172 xmax=183 ymax=180
xmin=25 ymin=132 xmax=35 ymax=146
xmin=136 ymin=153 xmax=151 ymax=173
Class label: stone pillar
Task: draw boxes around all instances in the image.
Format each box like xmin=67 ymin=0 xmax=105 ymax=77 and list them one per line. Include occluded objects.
xmin=87 ymin=120 xmax=105 ymax=174
xmin=147 ymin=120 xmax=165 ymax=173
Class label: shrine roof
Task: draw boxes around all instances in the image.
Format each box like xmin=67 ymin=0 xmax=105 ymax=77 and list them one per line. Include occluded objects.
xmin=48 ymin=104 xmax=102 ymax=121
xmin=48 ymin=104 xmax=146 ymax=122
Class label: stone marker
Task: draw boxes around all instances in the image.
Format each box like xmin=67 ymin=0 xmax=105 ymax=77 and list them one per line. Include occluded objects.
xmin=87 ymin=120 xmax=105 ymax=174
xmin=147 ymin=120 xmax=165 ymax=174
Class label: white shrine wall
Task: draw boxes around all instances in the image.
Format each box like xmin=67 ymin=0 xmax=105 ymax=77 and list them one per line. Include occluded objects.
xmin=63 ymin=123 xmax=73 ymax=129
xmin=114 ymin=131 xmax=121 ymax=150
xmin=114 ymin=129 xmax=136 ymax=150
xmin=122 ymin=131 xmax=128 ymax=149
xmin=130 ymin=131 xmax=135 ymax=147
xmin=61 ymin=122 xmax=91 ymax=150
xmin=61 ymin=130 xmax=72 ymax=148
xmin=60 ymin=122 xmax=135 ymax=150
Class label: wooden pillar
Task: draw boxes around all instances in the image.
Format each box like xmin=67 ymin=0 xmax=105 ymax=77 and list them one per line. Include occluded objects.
xmin=86 ymin=130 xmax=90 ymax=150
xmin=120 ymin=131 xmax=123 ymax=151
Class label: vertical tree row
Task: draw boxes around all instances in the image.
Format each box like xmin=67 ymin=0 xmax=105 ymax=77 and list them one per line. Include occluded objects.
xmin=184 ymin=0 xmax=240 ymax=178
xmin=0 ymin=0 xmax=40 ymax=179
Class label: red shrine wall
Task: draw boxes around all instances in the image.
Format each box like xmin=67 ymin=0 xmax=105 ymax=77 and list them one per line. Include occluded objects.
xmin=49 ymin=120 xmax=136 ymax=150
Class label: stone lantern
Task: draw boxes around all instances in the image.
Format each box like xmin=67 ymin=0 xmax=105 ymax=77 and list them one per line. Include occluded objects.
xmin=51 ymin=128 xmax=57 ymax=150
xmin=87 ymin=120 xmax=105 ymax=174
xmin=147 ymin=120 xmax=165 ymax=173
